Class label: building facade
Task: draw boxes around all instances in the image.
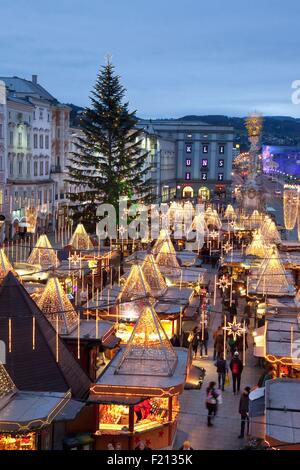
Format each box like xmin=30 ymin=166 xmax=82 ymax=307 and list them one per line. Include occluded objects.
xmin=0 ymin=76 xmax=71 ymax=237
xmin=138 ymin=120 xmax=234 ymax=202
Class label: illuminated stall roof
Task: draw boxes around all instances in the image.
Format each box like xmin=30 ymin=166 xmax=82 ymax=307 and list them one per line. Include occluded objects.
xmin=69 ymin=223 xmax=93 ymax=250
xmin=115 ymin=305 xmax=178 ymax=377
xmin=37 ymin=277 xmax=78 ymax=335
xmin=27 ymin=234 xmax=60 ymax=268
xmin=155 ymin=240 xmax=181 ymax=277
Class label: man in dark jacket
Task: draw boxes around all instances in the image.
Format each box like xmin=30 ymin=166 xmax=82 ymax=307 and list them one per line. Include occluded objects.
xmin=215 ymin=354 xmax=228 ymax=391
xmin=238 ymin=386 xmax=251 ymax=438
xmin=199 ymin=326 xmax=209 ymax=357
xmin=230 ymin=351 xmax=243 ymax=394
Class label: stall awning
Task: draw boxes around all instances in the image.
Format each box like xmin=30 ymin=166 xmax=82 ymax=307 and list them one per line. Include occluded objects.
xmin=53 ymin=399 xmax=85 ymax=422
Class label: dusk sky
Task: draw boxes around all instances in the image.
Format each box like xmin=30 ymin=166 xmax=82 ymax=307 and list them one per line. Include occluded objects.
xmin=1 ymin=0 xmax=300 ymax=118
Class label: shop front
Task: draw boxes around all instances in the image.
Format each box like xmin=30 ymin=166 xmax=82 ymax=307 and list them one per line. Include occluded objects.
xmin=0 ymin=432 xmax=37 ymax=450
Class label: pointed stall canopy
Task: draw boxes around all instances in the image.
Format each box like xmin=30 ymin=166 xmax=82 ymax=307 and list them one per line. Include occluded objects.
xmin=114 ymin=305 xmax=178 ymax=377
xmin=69 ymin=223 xmax=94 ymax=251
xmin=0 ymin=272 xmax=90 ymax=398
xmin=155 ymin=239 xmax=181 ymax=277
xmin=27 ymin=234 xmax=60 ymax=268
xmin=37 ymin=276 xmax=78 ymax=335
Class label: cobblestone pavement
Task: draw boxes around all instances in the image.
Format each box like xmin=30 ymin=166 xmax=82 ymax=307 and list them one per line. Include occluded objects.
xmin=174 ymin=266 xmax=263 ymax=450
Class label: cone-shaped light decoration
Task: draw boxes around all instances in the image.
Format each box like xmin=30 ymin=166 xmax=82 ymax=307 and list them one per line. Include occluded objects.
xmin=255 ymin=245 xmax=291 ymax=296
xmin=155 ymin=239 xmax=181 ymax=277
xmin=141 ymin=254 xmax=167 ymax=296
xmin=27 ymin=234 xmax=60 ymax=268
xmin=69 ymin=223 xmax=93 ymax=250
xmin=246 ymin=230 xmax=267 ymax=258
xmin=114 ymin=304 xmax=178 ymax=377
xmin=37 ymin=277 xmax=78 ymax=334
xmin=118 ymin=265 xmax=155 ymax=319
xmin=0 ymin=249 xmax=16 ymax=279
xmin=224 ymin=204 xmax=236 ymax=220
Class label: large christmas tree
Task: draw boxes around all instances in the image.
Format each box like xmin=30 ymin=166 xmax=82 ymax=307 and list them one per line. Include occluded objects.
xmin=66 ymin=61 xmax=151 ymax=229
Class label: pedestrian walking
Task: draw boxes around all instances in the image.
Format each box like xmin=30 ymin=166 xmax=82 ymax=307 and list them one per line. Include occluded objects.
xmin=213 ymin=325 xmax=223 ymax=360
xmin=238 ymin=386 xmax=251 ymax=438
xmin=230 ymin=351 xmax=243 ymax=394
xmin=205 ymin=381 xmax=219 ymax=427
xmin=178 ymin=440 xmax=194 ymax=450
xmin=215 ymin=354 xmax=228 ymax=391
xmin=191 ymin=327 xmax=199 ymax=358
xmin=199 ymin=325 xmax=209 ymax=357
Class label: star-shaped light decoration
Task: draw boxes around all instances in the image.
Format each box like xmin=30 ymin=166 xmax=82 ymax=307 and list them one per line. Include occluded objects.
xmin=208 ymin=230 xmax=219 ymax=240
xmin=223 ymin=240 xmax=233 ymax=254
xmin=68 ymin=252 xmax=82 ymax=266
xmin=223 ymin=316 xmax=246 ymax=341
xmin=118 ymin=225 xmax=127 ymax=238
xmin=216 ymin=275 xmax=231 ymax=292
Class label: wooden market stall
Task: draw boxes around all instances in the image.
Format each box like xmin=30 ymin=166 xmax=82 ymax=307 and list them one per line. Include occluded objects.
xmin=89 ymin=305 xmax=190 ymax=449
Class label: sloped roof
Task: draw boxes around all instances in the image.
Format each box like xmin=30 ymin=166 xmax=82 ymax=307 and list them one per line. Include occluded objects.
xmin=115 ymin=305 xmax=178 ymax=377
xmin=0 ymin=272 xmax=90 ymax=398
xmin=0 ymin=77 xmax=57 ymax=103
xmin=0 ymin=364 xmax=16 ymax=399
xmin=37 ymin=277 xmax=78 ymax=335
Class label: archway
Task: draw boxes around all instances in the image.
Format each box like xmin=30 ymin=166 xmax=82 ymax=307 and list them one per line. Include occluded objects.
xmin=182 ymin=186 xmax=194 ymax=198
xmin=198 ymin=187 xmax=210 ymax=201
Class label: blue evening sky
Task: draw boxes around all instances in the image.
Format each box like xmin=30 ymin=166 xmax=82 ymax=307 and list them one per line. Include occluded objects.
xmin=1 ymin=0 xmax=300 ymax=118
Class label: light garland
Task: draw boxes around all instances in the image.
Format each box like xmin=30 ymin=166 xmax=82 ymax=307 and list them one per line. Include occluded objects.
xmin=283 ymin=185 xmax=299 ymax=230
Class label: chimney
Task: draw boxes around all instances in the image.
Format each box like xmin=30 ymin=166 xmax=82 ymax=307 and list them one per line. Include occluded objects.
xmin=32 ymin=74 xmax=38 ymax=85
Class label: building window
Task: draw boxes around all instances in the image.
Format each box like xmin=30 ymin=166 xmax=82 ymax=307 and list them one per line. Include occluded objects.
xmin=218 ymin=159 xmax=224 ymax=168
xmin=0 ymin=124 xmax=2 ymax=138
xmin=201 ymin=173 xmax=208 ymax=181
xmin=45 ymin=161 xmax=49 ymax=175
xmin=186 ymin=133 xmax=193 ymax=138
xmin=27 ymin=160 xmax=30 ymax=175
xmin=9 ymin=131 xmax=13 ymax=146
xmin=39 ymin=109 xmax=43 ymax=120
xmin=186 ymin=158 xmax=191 ymax=167
xmin=202 ymin=159 xmax=208 ymax=167
xmin=45 ymin=135 xmax=49 ymax=149
xmin=218 ymin=173 xmax=224 ymax=181
xmin=47 ymin=114 xmax=50 ymax=122
xmin=18 ymin=133 xmax=22 ymax=147
xmin=203 ymin=144 xmax=209 ymax=153
xmin=34 ymin=161 xmax=38 ymax=176
xmin=9 ymin=161 xmax=13 ymax=175
xmin=33 ymin=134 xmax=38 ymax=149
xmin=39 ymin=135 xmax=44 ymax=148
xmin=18 ymin=160 xmax=22 ymax=175
xmin=186 ymin=144 xmax=192 ymax=153
xmin=33 ymin=111 xmax=36 ymax=120
xmin=40 ymin=161 xmax=44 ymax=176
xmin=185 ymin=172 xmax=191 ymax=180
xmin=219 ymin=145 xmax=225 ymax=154
xmin=27 ymin=133 xmax=30 ymax=148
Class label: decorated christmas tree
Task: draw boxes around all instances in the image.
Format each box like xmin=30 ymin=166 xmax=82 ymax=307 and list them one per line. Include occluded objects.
xmin=37 ymin=277 xmax=78 ymax=334
xmin=27 ymin=234 xmax=60 ymax=268
xmin=69 ymin=223 xmax=93 ymax=250
xmin=115 ymin=305 xmax=178 ymax=377
xmin=66 ymin=60 xmax=151 ymax=228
